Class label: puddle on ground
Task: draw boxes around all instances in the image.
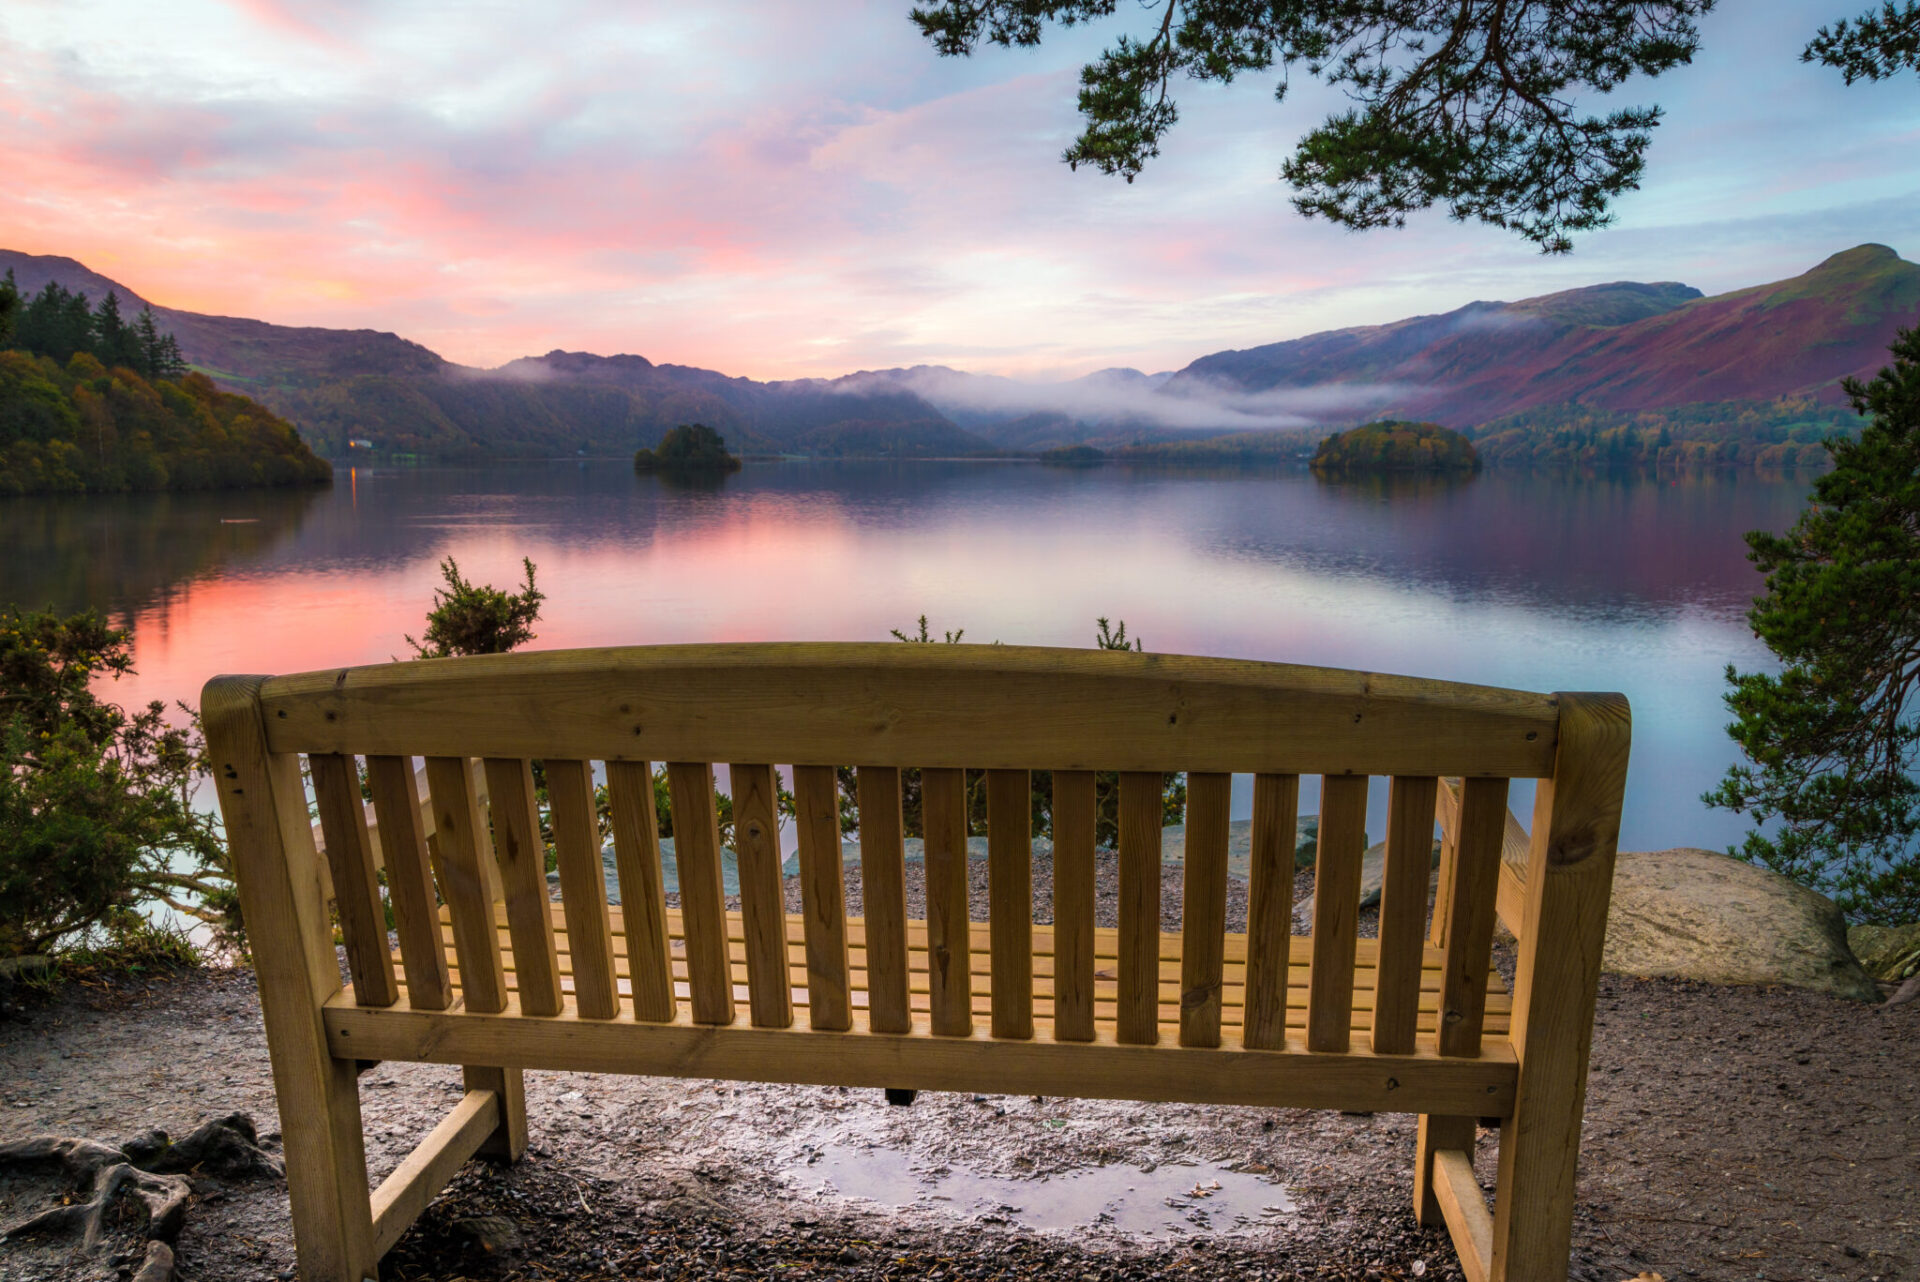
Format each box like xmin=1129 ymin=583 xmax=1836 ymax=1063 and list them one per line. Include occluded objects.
xmin=788 ymin=1142 xmax=1296 ymax=1239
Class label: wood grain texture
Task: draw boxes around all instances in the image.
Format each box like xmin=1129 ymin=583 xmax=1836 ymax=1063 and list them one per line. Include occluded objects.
xmin=1179 ymin=772 xmax=1231 ymax=1049
xmin=1434 ymin=1147 xmax=1494 ymax=1282
xmin=666 ymin=762 xmax=735 ymax=1026
xmin=728 ymin=763 xmax=793 ymax=1029
xmin=1415 ymin=1113 xmax=1478 ymax=1227
xmin=369 ymin=1088 xmax=499 ymax=1256
xmin=857 ymin=766 xmax=911 ymax=1034
xmin=1489 ymin=692 xmax=1630 ymax=1282
xmin=424 ymin=757 xmax=507 ymax=1015
xmin=309 ymin=752 xmax=398 ymax=1008
xmin=987 ymin=769 xmax=1034 ymax=1040
xmin=259 ymin=643 xmax=1559 ymax=777
xmin=545 ymin=758 xmax=619 ymax=1020
xmin=1241 ymin=773 xmax=1300 ymax=1051
xmin=921 ymin=768 xmax=973 ymax=1037
xmin=605 ymin=760 xmax=676 ymax=1022
xmin=462 ymin=1064 xmax=526 ymax=1162
xmin=366 ymin=755 xmax=451 ymax=1012
xmin=481 ymin=758 xmax=563 ymax=1018
xmin=1438 ymin=777 xmax=1511 ymax=1058
xmin=202 ymin=676 xmax=377 ymax=1282
xmin=1308 ymin=774 xmax=1370 ymax=1053
xmin=792 ymin=765 xmax=852 ymax=1032
xmin=1117 ymin=772 xmax=1164 ymax=1046
xmin=1372 ymin=775 xmax=1439 ymax=1056
xmin=1438 ymin=777 xmax=1535 ymax=939
xmin=1049 ymin=771 xmax=1097 ymax=1043
xmin=326 ymin=1001 xmax=1519 ymax=1117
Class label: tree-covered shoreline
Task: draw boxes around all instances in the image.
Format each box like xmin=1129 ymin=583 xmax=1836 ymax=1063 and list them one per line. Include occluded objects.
xmin=0 ymin=350 xmax=332 ymax=497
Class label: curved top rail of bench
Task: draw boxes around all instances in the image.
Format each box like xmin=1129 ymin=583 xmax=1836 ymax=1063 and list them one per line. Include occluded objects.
xmin=223 ymin=643 xmax=1568 ymax=777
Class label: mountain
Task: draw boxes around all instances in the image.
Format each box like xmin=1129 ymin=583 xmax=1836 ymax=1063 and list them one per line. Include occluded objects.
xmin=0 ymin=252 xmax=981 ymax=459
xmin=5 ymin=245 xmax=1915 ymax=463
xmin=1171 ymin=246 xmax=1920 ymax=426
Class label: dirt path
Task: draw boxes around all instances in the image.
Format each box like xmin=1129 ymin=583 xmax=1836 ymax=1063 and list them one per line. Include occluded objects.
xmin=3 ymin=878 xmax=1914 ymax=1281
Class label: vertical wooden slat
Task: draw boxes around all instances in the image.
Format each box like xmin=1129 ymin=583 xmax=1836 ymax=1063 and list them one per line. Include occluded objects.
xmin=792 ymin=765 xmax=851 ymax=1032
xmin=1430 ymin=777 xmax=1463 ymax=948
xmin=481 ymin=758 xmax=563 ymax=1018
xmin=1439 ymin=776 xmax=1511 ymax=1057
xmin=309 ymin=753 xmax=398 ymax=1008
xmin=606 ymin=760 xmax=676 ymax=1023
xmin=727 ymin=763 xmax=793 ymax=1029
xmin=1241 ymin=773 xmax=1300 ymax=1051
xmin=1373 ymin=775 xmax=1440 ymax=1055
xmin=1049 ymin=770 xmax=1097 ymax=1042
xmin=921 ymin=767 xmax=973 ymax=1037
xmin=366 ymin=754 xmax=451 ymax=1011
xmin=1116 ymin=771 xmax=1164 ymax=1046
xmin=424 ymin=757 xmax=506 ymax=1014
xmin=1307 ymin=773 xmax=1369 ymax=1053
xmin=546 ymin=758 xmax=619 ymax=1020
xmin=1179 ymin=771 xmax=1231 ymax=1048
xmin=1491 ymin=692 xmax=1630 ymax=1282
xmin=857 ymin=766 xmax=912 ymax=1034
xmin=987 ymin=769 xmax=1033 ymax=1040
xmin=666 ymin=762 xmax=735 ymax=1026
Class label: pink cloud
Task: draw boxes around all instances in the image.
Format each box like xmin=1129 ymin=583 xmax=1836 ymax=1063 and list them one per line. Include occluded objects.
xmin=1 ymin=0 xmax=1913 ymax=380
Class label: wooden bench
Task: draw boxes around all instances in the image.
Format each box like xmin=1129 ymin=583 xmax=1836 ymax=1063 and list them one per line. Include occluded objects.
xmin=203 ymin=643 xmax=1629 ymax=1282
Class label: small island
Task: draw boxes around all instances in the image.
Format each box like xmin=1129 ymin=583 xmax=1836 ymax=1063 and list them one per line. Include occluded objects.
xmin=1310 ymin=420 xmax=1479 ymax=475
xmin=633 ymin=422 xmax=743 ymax=473
xmin=1038 ymin=443 xmax=1106 ymax=465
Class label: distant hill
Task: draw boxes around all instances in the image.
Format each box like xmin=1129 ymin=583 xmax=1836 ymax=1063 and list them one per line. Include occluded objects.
xmin=1172 ymin=246 xmax=1920 ymax=426
xmin=5 ymin=245 xmax=1914 ymax=464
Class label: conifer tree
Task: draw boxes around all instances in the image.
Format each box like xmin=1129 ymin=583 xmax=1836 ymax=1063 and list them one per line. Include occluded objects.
xmin=1707 ymin=330 xmax=1920 ymax=922
xmin=0 ymin=270 xmax=17 ymax=349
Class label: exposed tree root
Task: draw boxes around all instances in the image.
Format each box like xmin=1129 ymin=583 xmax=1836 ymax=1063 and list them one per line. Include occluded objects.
xmin=0 ymin=1114 xmax=281 ymax=1282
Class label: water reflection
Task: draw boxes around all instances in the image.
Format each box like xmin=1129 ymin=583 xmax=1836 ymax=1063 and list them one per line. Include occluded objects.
xmin=0 ymin=460 xmax=1808 ymax=851
xmin=0 ymin=486 xmax=323 ymax=619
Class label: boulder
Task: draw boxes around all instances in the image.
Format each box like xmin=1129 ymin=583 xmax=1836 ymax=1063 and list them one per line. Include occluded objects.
xmin=1847 ymin=922 xmax=1920 ymax=982
xmin=1602 ymin=848 xmax=1880 ymax=1002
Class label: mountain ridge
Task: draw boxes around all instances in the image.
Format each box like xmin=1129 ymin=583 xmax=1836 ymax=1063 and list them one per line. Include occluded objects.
xmin=5 ymin=245 xmax=1914 ymax=460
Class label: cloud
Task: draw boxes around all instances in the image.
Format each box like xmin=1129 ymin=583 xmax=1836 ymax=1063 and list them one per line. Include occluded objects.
xmin=0 ymin=0 xmax=1914 ymax=380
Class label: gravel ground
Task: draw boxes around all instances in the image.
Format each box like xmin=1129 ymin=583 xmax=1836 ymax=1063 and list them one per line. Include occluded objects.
xmin=2 ymin=861 xmax=1914 ymax=1282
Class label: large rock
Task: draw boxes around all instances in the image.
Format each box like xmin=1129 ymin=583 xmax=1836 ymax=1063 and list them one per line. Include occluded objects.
xmin=1848 ymin=922 xmax=1920 ymax=982
xmin=1602 ymin=848 xmax=1880 ymax=1002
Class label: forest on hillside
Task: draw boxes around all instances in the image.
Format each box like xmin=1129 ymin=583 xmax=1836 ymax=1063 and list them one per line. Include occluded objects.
xmin=1467 ymin=396 xmax=1857 ymax=468
xmin=0 ymin=351 xmax=333 ymax=496
xmin=0 ymin=276 xmax=333 ymax=495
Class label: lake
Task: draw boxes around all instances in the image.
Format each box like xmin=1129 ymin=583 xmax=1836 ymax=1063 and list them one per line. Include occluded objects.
xmin=1 ymin=460 xmax=1812 ymax=852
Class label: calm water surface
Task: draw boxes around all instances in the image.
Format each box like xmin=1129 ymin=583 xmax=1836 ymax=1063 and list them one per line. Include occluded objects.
xmin=1 ymin=460 xmax=1812 ymax=851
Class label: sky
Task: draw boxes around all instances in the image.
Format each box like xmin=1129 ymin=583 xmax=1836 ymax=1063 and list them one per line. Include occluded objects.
xmin=2 ymin=0 xmax=1916 ymax=381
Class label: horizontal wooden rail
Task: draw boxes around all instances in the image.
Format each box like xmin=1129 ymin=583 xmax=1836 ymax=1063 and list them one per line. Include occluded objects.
xmin=256 ymin=644 xmax=1560 ymax=777
xmin=324 ymin=1000 xmax=1517 ymax=1116
xmin=369 ymin=1088 xmax=500 ymax=1257
xmin=1432 ymin=1148 xmax=1494 ymax=1282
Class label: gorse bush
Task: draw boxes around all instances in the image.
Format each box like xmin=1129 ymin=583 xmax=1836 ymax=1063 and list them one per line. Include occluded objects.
xmin=0 ymin=608 xmax=230 ymax=958
xmin=407 ymin=557 xmax=546 ymax=659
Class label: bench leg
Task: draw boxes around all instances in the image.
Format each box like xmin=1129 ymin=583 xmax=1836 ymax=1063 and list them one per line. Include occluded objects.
xmin=1414 ymin=1114 xmax=1476 ymax=1226
xmin=463 ymin=1066 xmax=528 ymax=1161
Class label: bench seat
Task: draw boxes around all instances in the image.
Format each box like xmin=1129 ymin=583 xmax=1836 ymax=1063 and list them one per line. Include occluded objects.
xmin=409 ymin=903 xmax=1513 ymax=1036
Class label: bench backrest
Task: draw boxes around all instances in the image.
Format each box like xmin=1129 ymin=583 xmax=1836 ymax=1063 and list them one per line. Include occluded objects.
xmin=218 ymin=642 xmax=1627 ymax=1063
